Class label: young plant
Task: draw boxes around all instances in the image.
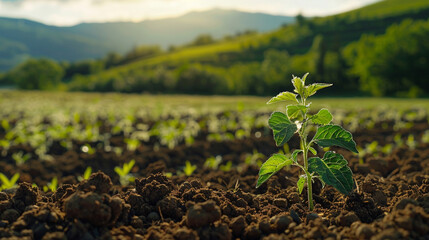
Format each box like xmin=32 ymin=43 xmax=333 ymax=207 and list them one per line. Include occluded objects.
xmin=12 ymin=151 xmax=31 ymax=165
xmin=78 ymin=166 xmax=92 ymax=182
xmin=0 ymin=172 xmax=20 ymax=190
xmin=183 ymin=161 xmax=197 ymax=176
xmin=43 ymin=177 xmax=58 ymax=192
xmin=115 ymin=159 xmax=135 ymax=186
xmin=256 ymin=73 xmax=358 ymax=211
xmin=204 ymin=156 xmax=222 ymax=170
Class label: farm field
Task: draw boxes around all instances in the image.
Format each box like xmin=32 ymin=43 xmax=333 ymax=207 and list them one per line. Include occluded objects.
xmin=0 ymin=91 xmax=429 ymax=239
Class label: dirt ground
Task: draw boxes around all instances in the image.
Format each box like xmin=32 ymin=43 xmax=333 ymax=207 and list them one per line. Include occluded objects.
xmin=0 ymin=120 xmax=429 ymax=239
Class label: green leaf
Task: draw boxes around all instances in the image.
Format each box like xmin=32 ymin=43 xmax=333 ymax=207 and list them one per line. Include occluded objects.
xmin=292 ymin=76 xmax=305 ymax=96
xmin=297 ymin=175 xmax=306 ymax=194
xmin=83 ymin=167 xmax=92 ymax=180
xmin=291 ymin=149 xmax=303 ymax=162
xmin=0 ymin=173 xmax=10 ymax=186
xmin=305 ymin=83 xmax=332 ymax=98
xmin=308 ymin=147 xmax=317 ymax=155
xmin=301 ymin=72 xmax=309 ymax=84
xmin=313 ymin=125 xmax=358 ymax=153
xmin=286 ymin=105 xmax=307 ymax=120
xmin=311 ymin=109 xmax=332 ymax=125
xmin=256 ymin=154 xmax=293 ymax=188
xmin=267 ymin=91 xmax=298 ymax=104
xmin=114 ymin=166 xmax=124 ymax=176
xmin=268 ymin=112 xmax=297 ymax=146
xmin=10 ymin=173 xmax=20 ymax=185
xmin=308 ymin=152 xmax=355 ymax=195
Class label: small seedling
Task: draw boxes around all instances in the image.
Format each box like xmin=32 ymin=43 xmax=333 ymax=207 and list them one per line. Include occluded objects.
xmin=244 ymin=150 xmax=264 ymax=167
xmin=204 ymin=156 xmax=222 ymax=170
xmin=257 ymin=73 xmax=358 ymax=211
xmin=78 ymin=166 xmax=92 ymax=182
xmin=219 ymin=161 xmax=233 ymax=172
xmin=43 ymin=177 xmax=58 ymax=192
xmin=124 ymin=138 xmax=140 ymax=151
xmin=406 ymin=134 xmax=416 ymax=150
xmin=184 ymin=161 xmax=197 ymax=176
xmin=115 ymin=159 xmax=135 ymax=186
xmin=12 ymin=151 xmax=31 ymax=165
xmin=0 ymin=172 xmax=20 ymax=190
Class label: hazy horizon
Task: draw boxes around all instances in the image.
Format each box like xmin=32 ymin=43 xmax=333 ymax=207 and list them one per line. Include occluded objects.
xmin=0 ymin=0 xmax=380 ymax=26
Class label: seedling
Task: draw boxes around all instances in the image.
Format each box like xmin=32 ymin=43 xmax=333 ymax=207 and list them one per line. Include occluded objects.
xmin=12 ymin=151 xmax=31 ymax=165
xmin=183 ymin=161 xmax=197 ymax=176
xmin=256 ymin=73 xmax=358 ymax=211
xmin=244 ymin=149 xmax=265 ymax=166
xmin=43 ymin=177 xmax=58 ymax=192
xmin=422 ymin=130 xmax=429 ymax=143
xmin=204 ymin=156 xmax=222 ymax=170
xmin=406 ymin=134 xmax=416 ymax=150
xmin=219 ymin=161 xmax=232 ymax=172
xmin=115 ymin=159 xmax=135 ymax=186
xmin=78 ymin=166 xmax=92 ymax=182
xmin=0 ymin=172 xmax=20 ymax=190
xmin=124 ymin=138 xmax=140 ymax=151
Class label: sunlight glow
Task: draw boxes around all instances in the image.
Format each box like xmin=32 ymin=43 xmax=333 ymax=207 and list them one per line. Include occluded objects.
xmin=0 ymin=0 xmax=380 ymax=26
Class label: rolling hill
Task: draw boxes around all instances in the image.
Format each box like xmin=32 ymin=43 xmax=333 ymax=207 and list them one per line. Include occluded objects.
xmin=0 ymin=9 xmax=294 ymax=71
xmin=75 ymin=0 xmax=429 ymax=77
xmin=65 ymin=0 xmax=429 ymax=96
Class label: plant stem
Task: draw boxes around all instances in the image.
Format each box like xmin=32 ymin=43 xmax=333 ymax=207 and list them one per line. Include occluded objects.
xmin=300 ymin=97 xmax=314 ymax=211
xmin=303 ymin=145 xmax=314 ymax=211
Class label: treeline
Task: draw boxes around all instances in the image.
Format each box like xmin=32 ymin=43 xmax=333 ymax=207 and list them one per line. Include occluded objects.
xmin=1 ymin=16 xmax=429 ymax=97
xmin=70 ymin=18 xmax=429 ymax=97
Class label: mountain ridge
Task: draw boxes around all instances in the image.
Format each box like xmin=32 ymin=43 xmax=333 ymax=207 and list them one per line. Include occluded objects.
xmin=0 ymin=9 xmax=295 ymax=71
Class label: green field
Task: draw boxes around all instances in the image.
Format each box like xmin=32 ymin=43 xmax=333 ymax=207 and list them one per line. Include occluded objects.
xmin=2 ymin=91 xmax=429 ymax=113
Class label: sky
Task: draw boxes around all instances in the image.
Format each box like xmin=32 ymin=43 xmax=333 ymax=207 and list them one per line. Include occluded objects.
xmin=0 ymin=0 xmax=380 ymax=26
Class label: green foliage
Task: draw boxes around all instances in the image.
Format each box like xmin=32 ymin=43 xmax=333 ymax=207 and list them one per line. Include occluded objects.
xmin=257 ymin=73 xmax=357 ymax=210
xmin=78 ymin=167 xmax=93 ymax=182
xmin=184 ymin=161 xmax=197 ymax=176
xmin=12 ymin=151 xmax=31 ymax=165
xmin=7 ymin=58 xmax=64 ymax=90
xmin=115 ymin=159 xmax=135 ymax=186
xmin=308 ymin=152 xmax=354 ymax=195
xmin=268 ymin=112 xmax=297 ymax=146
xmin=313 ymin=125 xmax=358 ymax=153
xmin=310 ymin=109 xmax=333 ymax=125
xmin=256 ymin=154 xmax=293 ymax=188
xmin=297 ymin=175 xmax=305 ymax=194
xmin=189 ymin=34 xmax=215 ymax=46
xmin=0 ymin=172 xmax=20 ymax=190
xmin=43 ymin=177 xmax=58 ymax=192
xmin=344 ymin=19 xmax=429 ymax=96
xmin=204 ymin=156 xmax=222 ymax=170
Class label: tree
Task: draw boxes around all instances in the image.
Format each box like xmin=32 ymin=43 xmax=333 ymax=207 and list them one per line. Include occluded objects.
xmin=8 ymin=58 xmax=64 ymax=90
xmin=189 ymin=34 xmax=215 ymax=46
xmin=344 ymin=19 xmax=429 ymax=96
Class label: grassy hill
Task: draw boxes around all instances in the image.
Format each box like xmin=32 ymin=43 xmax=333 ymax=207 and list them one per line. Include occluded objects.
xmin=73 ymin=0 xmax=429 ymax=78
xmin=67 ymin=9 xmax=294 ymax=52
xmin=65 ymin=0 xmax=429 ymax=96
xmin=0 ymin=18 xmax=110 ymax=71
xmin=0 ymin=10 xmax=294 ymax=72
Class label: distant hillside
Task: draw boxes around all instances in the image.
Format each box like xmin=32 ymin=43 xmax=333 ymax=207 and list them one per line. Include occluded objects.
xmin=0 ymin=18 xmax=110 ymax=71
xmin=0 ymin=9 xmax=294 ymax=71
xmin=79 ymin=0 xmax=429 ymax=74
xmin=64 ymin=0 xmax=429 ymax=96
xmin=67 ymin=9 xmax=294 ymax=52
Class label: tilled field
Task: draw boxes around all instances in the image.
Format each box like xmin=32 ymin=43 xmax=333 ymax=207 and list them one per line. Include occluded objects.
xmin=0 ymin=117 xmax=429 ymax=240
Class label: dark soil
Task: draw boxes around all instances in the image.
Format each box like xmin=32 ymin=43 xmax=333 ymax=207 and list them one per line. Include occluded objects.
xmin=1 ymin=120 xmax=429 ymax=239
